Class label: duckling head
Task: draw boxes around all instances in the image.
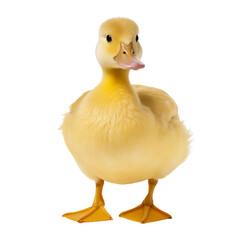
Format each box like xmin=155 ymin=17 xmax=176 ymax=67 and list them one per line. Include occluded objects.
xmin=96 ymin=17 xmax=145 ymax=71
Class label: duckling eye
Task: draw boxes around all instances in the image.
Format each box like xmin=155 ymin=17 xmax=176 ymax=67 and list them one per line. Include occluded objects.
xmin=136 ymin=35 xmax=139 ymax=42
xmin=106 ymin=35 xmax=112 ymax=42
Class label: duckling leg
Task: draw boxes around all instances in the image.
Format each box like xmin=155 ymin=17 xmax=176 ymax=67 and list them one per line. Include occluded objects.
xmin=63 ymin=179 xmax=112 ymax=223
xmin=119 ymin=179 xmax=172 ymax=224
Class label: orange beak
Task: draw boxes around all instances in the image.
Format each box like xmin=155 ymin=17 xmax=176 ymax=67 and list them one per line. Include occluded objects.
xmin=114 ymin=42 xmax=145 ymax=70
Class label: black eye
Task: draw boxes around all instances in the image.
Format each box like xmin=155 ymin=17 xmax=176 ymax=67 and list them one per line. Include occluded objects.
xmin=106 ymin=35 xmax=112 ymax=42
xmin=136 ymin=35 xmax=139 ymax=42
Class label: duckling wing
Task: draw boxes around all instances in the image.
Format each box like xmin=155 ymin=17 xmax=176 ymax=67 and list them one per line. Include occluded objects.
xmin=133 ymin=85 xmax=179 ymax=124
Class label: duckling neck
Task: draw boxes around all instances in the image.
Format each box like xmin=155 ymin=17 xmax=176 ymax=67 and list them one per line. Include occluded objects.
xmin=101 ymin=68 xmax=131 ymax=88
xmin=99 ymin=68 xmax=133 ymax=92
xmin=97 ymin=68 xmax=140 ymax=104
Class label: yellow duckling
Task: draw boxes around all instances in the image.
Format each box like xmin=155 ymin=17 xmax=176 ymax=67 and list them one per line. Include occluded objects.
xmin=61 ymin=17 xmax=190 ymax=224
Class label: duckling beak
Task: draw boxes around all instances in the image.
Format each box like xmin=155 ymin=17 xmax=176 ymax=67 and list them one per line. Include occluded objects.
xmin=114 ymin=42 xmax=145 ymax=70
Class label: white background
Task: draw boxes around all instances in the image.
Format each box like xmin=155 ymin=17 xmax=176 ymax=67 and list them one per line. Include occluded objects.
xmin=0 ymin=0 xmax=240 ymax=239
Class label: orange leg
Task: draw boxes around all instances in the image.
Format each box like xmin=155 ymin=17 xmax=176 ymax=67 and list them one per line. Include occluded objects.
xmin=63 ymin=179 xmax=112 ymax=223
xmin=119 ymin=179 xmax=172 ymax=224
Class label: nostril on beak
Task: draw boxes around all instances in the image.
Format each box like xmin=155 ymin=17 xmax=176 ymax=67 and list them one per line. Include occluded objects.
xmin=123 ymin=51 xmax=126 ymax=54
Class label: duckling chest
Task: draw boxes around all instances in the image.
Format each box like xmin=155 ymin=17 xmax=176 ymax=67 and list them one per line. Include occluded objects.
xmin=79 ymin=100 xmax=142 ymax=139
xmin=69 ymin=94 xmax=156 ymax=147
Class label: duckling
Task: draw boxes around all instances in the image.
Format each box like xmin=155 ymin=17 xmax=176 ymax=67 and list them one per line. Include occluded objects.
xmin=61 ymin=17 xmax=190 ymax=224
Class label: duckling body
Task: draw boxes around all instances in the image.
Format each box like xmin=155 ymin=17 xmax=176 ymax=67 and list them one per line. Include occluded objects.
xmin=62 ymin=18 xmax=190 ymax=224
xmin=62 ymin=73 xmax=189 ymax=184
